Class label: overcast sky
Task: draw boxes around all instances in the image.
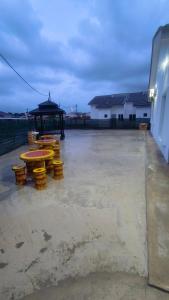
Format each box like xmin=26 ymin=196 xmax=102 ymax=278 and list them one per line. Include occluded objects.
xmin=0 ymin=0 xmax=169 ymax=113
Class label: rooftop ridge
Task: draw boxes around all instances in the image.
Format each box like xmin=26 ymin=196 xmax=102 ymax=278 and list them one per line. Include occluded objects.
xmin=88 ymin=91 xmax=149 ymax=107
xmin=94 ymin=91 xmax=148 ymax=98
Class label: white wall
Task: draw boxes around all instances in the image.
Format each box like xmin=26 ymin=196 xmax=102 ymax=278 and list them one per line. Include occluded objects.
xmin=111 ymin=106 xmax=123 ymax=118
xmin=136 ymin=107 xmax=151 ymax=118
xmin=90 ymin=106 xmax=111 ymax=119
xmin=150 ymin=28 xmax=169 ymax=162
xmin=90 ymin=106 xmax=99 ymax=119
xmin=90 ymin=105 xmax=124 ymax=119
xmin=90 ymin=104 xmax=150 ymax=120
xmin=124 ymin=102 xmax=135 ymax=118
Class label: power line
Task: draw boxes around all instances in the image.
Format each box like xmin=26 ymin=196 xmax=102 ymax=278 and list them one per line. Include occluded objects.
xmin=0 ymin=53 xmax=48 ymax=97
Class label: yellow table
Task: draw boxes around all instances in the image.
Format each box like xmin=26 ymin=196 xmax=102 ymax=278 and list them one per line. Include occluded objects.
xmin=20 ymin=149 xmax=54 ymax=175
xmin=34 ymin=139 xmax=56 ymax=149
xmin=40 ymin=135 xmax=54 ymax=140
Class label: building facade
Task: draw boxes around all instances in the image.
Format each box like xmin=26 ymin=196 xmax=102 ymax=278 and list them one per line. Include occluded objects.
xmin=149 ymin=24 xmax=169 ymax=163
xmin=89 ymin=92 xmax=151 ymax=121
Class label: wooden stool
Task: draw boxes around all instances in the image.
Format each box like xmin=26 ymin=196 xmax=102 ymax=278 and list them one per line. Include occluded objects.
xmin=55 ymin=140 xmax=60 ymax=146
xmin=12 ymin=165 xmax=26 ymax=185
xmin=139 ymin=123 xmax=148 ymax=130
xmin=45 ymin=158 xmax=53 ymax=174
xmin=53 ymin=160 xmax=64 ymax=180
xmin=33 ymin=168 xmax=47 ymax=190
xmin=53 ymin=145 xmax=60 ymax=160
xmin=28 ymin=132 xmax=35 ymax=145
xmin=44 ymin=145 xmax=54 ymax=150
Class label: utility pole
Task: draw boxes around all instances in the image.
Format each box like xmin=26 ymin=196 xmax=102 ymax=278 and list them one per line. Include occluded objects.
xmin=26 ymin=108 xmax=29 ymax=119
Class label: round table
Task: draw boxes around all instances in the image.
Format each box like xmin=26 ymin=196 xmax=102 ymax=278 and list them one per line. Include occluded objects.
xmin=40 ymin=135 xmax=54 ymax=140
xmin=34 ymin=139 xmax=56 ymax=149
xmin=20 ymin=149 xmax=54 ymax=175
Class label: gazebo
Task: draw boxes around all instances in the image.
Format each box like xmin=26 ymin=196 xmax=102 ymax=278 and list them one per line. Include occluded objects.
xmin=29 ymin=93 xmax=65 ymax=140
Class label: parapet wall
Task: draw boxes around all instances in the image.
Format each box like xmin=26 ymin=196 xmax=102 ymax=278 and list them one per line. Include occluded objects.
xmin=0 ymin=118 xmax=150 ymax=155
xmin=0 ymin=119 xmax=33 ymax=155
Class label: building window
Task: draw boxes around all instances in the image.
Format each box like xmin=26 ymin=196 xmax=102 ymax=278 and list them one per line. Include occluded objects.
xmin=118 ymin=114 xmax=123 ymax=120
xmin=143 ymin=113 xmax=147 ymax=117
xmin=104 ymin=114 xmax=108 ymax=118
xmin=129 ymin=114 xmax=136 ymax=120
xmin=133 ymin=114 xmax=136 ymax=120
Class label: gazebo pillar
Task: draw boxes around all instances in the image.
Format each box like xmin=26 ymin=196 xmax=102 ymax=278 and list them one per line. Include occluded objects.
xmin=60 ymin=114 xmax=65 ymax=140
xmin=40 ymin=115 xmax=44 ymax=133
xmin=34 ymin=116 xmax=38 ymax=131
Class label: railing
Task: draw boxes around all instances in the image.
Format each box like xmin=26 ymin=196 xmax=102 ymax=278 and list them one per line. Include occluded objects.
xmin=0 ymin=119 xmax=34 ymax=155
xmin=0 ymin=118 xmax=150 ymax=155
xmin=64 ymin=118 xmax=150 ymax=129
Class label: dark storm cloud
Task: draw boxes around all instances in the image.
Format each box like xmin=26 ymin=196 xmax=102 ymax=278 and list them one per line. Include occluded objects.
xmin=0 ymin=0 xmax=169 ymax=111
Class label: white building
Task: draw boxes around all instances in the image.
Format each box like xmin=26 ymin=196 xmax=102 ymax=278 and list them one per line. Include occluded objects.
xmin=88 ymin=92 xmax=151 ymax=121
xmin=149 ymin=24 xmax=169 ymax=163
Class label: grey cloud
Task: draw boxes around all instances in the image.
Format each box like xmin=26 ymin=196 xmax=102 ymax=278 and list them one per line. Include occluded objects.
xmin=0 ymin=0 xmax=41 ymax=42
xmin=66 ymin=0 xmax=165 ymax=90
xmin=0 ymin=0 xmax=169 ymax=112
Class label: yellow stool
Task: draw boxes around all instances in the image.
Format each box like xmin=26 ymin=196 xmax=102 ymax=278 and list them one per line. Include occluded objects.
xmin=33 ymin=168 xmax=46 ymax=190
xmin=28 ymin=132 xmax=35 ymax=145
xmin=55 ymin=140 xmax=60 ymax=146
xmin=139 ymin=123 xmax=148 ymax=130
xmin=53 ymin=145 xmax=60 ymax=160
xmin=53 ymin=160 xmax=64 ymax=180
xmin=12 ymin=165 xmax=26 ymax=185
xmin=45 ymin=145 xmax=54 ymax=150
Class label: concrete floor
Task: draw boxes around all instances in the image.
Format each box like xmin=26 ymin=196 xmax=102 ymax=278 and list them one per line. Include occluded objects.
xmin=0 ymin=130 xmax=167 ymax=299
xmin=23 ymin=272 xmax=169 ymax=300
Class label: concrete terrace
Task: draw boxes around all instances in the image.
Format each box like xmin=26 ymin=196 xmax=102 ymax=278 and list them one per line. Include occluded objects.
xmin=0 ymin=130 xmax=168 ymax=300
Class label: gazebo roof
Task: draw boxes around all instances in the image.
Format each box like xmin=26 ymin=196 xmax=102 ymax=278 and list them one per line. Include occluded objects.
xmin=29 ymin=92 xmax=65 ymax=115
xmin=39 ymin=100 xmax=57 ymax=107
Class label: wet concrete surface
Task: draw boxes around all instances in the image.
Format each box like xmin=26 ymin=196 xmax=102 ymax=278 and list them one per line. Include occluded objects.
xmin=22 ymin=272 xmax=169 ymax=300
xmin=146 ymin=133 xmax=169 ymax=291
xmin=0 ymin=130 xmax=152 ymax=299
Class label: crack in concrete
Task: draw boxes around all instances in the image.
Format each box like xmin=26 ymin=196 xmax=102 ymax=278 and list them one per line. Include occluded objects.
xmin=24 ymin=258 xmax=40 ymax=272
xmin=60 ymin=235 xmax=102 ymax=265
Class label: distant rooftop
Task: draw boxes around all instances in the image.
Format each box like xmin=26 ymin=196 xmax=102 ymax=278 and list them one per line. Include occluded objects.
xmin=88 ymin=91 xmax=150 ymax=109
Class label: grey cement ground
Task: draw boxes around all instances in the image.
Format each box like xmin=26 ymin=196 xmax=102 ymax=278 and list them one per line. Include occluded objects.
xmin=146 ymin=134 xmax=169 ymax=291
xmin=22 ymin=272 xmax=169 ymax=300
xmin=0 ymin=130 xmax=165 ymax=300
